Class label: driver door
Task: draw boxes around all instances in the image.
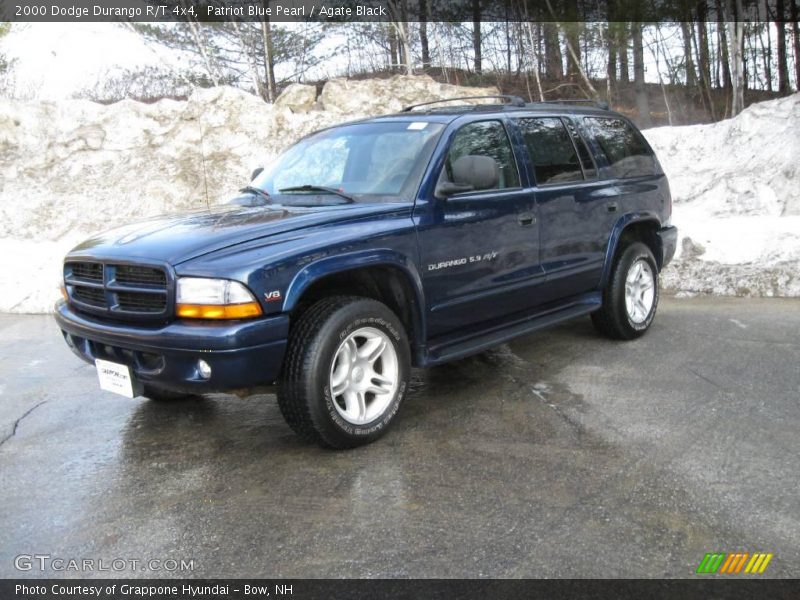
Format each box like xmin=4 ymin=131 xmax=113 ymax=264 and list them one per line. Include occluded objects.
xmin=416 ymin=118 xmax=543 ymax=339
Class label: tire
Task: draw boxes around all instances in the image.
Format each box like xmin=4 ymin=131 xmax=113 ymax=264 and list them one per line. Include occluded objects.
xmin=278 ymin=296 xmax=411 ymax=449
xmin=592 ymin=241 xmax=659 ymax=340
xmin=142 ymin=384 xmax=193 ymax=402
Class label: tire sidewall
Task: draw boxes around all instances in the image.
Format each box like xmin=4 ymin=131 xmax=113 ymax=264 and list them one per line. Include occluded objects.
xmin=615 ymin=243 xmax=659 ymax=335
xmin=306 ymin=302 xmax=410 ymax=447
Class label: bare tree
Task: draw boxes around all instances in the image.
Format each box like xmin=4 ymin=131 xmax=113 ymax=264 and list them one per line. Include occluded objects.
xmin=632 ymin=22 xmax=652 ymax=126
xmin=724 ymin=0 xmax=746 ymax=115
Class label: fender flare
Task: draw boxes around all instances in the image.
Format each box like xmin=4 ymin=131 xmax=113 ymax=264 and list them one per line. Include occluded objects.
xmin=282 ymin=249 xmax=427 ymax=349
xmin=600 ymin=212 xmax=663 ymax=288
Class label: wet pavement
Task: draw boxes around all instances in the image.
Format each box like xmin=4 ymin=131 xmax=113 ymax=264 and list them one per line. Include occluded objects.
xmin=1 ymin=297 xmax=799 ymax=578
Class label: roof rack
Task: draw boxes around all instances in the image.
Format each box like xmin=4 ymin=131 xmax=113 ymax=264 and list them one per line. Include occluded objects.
xmin=402 ymin=95 xmax=526 ymax=112
xmin=540 ymin=99 xmax=610 ymax=111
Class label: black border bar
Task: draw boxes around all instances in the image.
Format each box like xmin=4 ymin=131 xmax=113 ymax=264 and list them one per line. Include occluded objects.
xmin=3 ymin=0 xmax=799 ymax=23
xmin=3 ymin=579 xmax=800 ymax=600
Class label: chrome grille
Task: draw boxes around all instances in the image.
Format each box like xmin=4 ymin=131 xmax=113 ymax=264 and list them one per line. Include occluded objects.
xmin=72 ymin=286 xmax=105 ymax=307
xmin=71 ymin=262 xmax=103 ymax=282
xmin=115 ymin=265 xmax=166 ymax=287
xmin=65 ymin=261 xmax=170 ymax=320
xmin=116 ymin=291 xmax=166 ymax=313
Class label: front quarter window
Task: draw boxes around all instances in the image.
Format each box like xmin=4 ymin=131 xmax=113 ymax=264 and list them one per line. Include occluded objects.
xmin=441 ymin=120 xmax=520 ymax=190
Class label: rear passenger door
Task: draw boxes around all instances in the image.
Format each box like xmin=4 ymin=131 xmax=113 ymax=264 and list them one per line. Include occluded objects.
xmin=514 ymin=115 xmax=616 ymax=302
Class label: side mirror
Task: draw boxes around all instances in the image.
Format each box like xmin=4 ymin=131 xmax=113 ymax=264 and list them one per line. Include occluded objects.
xmin=435 ymin=181 xmax=474 ymax=198
xmin=250 ymin=167 xmax=264 ymax=181
xmin=452 ymin=155 xmax=499 ymax=191
xmin=434 ymin=155 xmax=500 ymax=199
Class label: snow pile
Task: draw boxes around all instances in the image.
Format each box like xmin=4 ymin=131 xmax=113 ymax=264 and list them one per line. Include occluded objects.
xmin=644 ymin=93 xmax=800 ymax=297
xmin=0 ymin=81 xmax=798 ymax=313
xmin=0 ymin=75 xmax=498 ymax=312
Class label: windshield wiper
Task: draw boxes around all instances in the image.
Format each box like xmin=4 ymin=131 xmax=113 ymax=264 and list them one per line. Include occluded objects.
xmin=239 ymin=185 xmax=271 ymax=202
xmin=279 ymin=185 xmax=355 ymax=203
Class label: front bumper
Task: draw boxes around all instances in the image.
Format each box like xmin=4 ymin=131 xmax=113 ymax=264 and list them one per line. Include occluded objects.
xmin=657 ymin=225 xmax=678 ymax=269
xmin=54 ymin=300 xmax=289 ymax=394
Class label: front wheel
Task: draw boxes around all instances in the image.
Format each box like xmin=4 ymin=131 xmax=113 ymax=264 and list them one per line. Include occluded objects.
xmin=592 ymin=241 xmax=659 ymax=340
xmin=278 ymin=296 xmax=411 ymax=449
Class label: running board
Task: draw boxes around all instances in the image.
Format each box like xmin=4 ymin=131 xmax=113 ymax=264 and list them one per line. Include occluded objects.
xmin=424 ymin=294 xmax=601 ymax=366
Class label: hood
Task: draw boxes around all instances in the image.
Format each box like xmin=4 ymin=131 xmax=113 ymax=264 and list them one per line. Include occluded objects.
xmin=67 ymin=202 xmax=409 ymax=265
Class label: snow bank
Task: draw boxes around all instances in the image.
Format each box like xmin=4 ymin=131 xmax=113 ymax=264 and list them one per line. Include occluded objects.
xmin=0 ymin=81 xmax=798 ymax=313
xmin=644 ymin=93 xmax=800 ymax=297
xmin=0 ymin=75 xmax=498 ymax=312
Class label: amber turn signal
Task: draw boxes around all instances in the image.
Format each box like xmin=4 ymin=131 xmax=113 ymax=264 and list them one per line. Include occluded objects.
xmin=176 ymin=302 xmax=262 ymax=320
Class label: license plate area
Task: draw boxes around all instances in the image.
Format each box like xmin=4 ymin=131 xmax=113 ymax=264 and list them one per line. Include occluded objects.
xmin=95 ymin=358 xmax=137 ymax=398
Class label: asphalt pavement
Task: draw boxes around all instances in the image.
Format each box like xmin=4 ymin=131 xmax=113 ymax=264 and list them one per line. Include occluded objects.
xmin=1 ymin=297 xmax=798 ymax=578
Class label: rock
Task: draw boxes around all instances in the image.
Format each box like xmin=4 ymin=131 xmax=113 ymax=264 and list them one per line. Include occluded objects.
xmin=320 ymin=75 xmax=500 ymax=114
xmin=274 ymin=83 xmax=318 ymax=113
xmin=680 ymin=237 xmax=706 ymax=259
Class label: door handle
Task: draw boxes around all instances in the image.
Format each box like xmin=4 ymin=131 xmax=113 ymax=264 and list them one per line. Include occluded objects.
xmin=518 ymin=213 xmax=536 ymax=226
xmin=606 ymin=202 xmax=619 ymax=213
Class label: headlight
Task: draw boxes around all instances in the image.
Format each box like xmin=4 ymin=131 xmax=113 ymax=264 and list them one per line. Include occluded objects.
xmin=176 ymin=278 xmax=263 ymax=319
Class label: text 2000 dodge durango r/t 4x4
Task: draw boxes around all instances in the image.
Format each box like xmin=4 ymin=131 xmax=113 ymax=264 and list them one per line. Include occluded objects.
xmin=56 ymin=96 xmax=677 ymax=448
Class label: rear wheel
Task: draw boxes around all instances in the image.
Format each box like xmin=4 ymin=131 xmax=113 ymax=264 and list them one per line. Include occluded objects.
xmin=592 ymin=241 xmax=659 ymax=340
xmin=278 ymin=296 xmax=410 ymax=449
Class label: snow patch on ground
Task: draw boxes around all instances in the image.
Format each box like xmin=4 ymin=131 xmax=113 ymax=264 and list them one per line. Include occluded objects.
xmin=644 ymin=93 xmax=800 ymax=297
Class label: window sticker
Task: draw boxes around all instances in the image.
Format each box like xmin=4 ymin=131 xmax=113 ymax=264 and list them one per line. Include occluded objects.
xmin=407 ymin=122 xmax=428 ymax=130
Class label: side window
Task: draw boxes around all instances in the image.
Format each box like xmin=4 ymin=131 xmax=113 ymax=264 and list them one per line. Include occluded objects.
xmin=517 ymin=117 xmax=583 ymax=185
xmin=583 ymin=117 xmax=656 ymax=179
xmin=444 ymin=120 xmax=520 ymax=190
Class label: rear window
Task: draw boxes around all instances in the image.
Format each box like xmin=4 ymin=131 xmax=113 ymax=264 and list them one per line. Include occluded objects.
xmin=517 ymin=117 xmax=584 ymax=185
xmin=583 ymin=117 xmax=657 ymax=179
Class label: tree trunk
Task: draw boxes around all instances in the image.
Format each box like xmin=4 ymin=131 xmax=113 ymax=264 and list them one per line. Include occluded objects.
xmin=543 ymin=22 xmax=563 ymax=80
xmin=600 ymin=22 xmax=615 ymax=102
xmin=717 ymin=0 xmax=733 ymax=89
xmin=697 ymin=15 xmax=711 ymax=90
xmin=607 ymin=39 xmax=617 ymax=85
xmin=564 ymin=23 xmax=581 ymax=78
xmin=618 ymin=23 xmax=630 ymax=83
xmin=187 ymin=21 xmax=219 ymax=87
xmin=472 ymin=0 xmax=482 ymax=75
xmin=388 ymin=26 xmax=398 ymax=70
xmin=681 ymin=21 xmax=697 ymax=86
xmin=260 ymin=16 xmax=276 ymax=103
xmin=393 ymin=21 xmax=412 ymax=75
xmin=559 ymin=22 xmax=599 ymax=98
xmin=725 ymin=0 xmax=745 ymax=115
xmin=792 ymin=0 xmax=800 ymax=91
xmin=632 ymin=22 xmax=651 ymax=126
xmin=523 ymin=19 xmax=545 ymax=100
xmin=419 ymin=0 xmax=430 ymax=69
xmin=759 ymin=17 xmax=773 ymax=91
xmin=775 ymin=0 xmax=790 ymax=94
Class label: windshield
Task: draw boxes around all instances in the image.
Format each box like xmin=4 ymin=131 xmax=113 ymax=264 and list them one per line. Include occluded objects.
xmin=251 ymin=121 xmax=444 ymax=203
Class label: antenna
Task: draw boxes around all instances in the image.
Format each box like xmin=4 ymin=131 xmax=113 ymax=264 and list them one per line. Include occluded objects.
xmin=124 ymin=22 xmax=211 ymax=211
xmin=197 ymin=113 xmax=211 ymax=211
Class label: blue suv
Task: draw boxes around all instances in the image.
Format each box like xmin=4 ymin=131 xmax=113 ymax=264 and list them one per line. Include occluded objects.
xmin=55 ymin=96 xmax=677 ymax=448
